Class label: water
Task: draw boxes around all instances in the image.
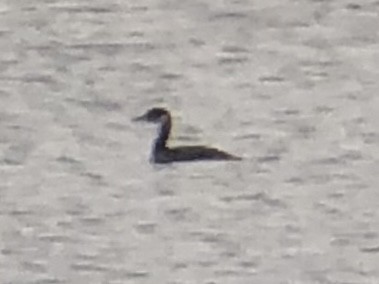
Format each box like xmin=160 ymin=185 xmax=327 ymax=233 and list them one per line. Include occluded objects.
xmin=1 ymin=0 xmax=379 ymax=283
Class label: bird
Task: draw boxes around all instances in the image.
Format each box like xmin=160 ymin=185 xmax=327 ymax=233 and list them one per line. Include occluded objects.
xmin=133 ymin=107 xmax=241 ymax=163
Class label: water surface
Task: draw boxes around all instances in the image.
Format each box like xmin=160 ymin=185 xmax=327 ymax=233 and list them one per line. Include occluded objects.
xmin=1 ymin=0 xmax=379 ymax=283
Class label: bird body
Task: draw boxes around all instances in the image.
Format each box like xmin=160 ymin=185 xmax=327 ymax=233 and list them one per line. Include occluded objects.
xmin=133 ymin=108 xmax=241 ymax=164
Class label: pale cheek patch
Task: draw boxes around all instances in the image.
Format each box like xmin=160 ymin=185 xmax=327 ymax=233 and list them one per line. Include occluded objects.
xmin=160 ymin=114 xmax=169 ymax=124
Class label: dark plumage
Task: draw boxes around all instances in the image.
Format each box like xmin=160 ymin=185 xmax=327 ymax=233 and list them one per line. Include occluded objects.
xmin=133 ymin=107 xmax=241 ymax=163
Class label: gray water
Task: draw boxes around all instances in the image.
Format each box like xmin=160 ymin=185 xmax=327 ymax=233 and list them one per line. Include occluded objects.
xmin=1 ymin=0 xmax=379 ymax=283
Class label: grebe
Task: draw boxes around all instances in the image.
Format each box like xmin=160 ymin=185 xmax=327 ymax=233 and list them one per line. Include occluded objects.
xmin=133 ymin=107 xmax=241 ymax=163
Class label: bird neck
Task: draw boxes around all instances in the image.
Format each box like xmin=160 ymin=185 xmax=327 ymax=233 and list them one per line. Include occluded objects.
xmin=153 ymin=114 xmax=171 ymax=151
